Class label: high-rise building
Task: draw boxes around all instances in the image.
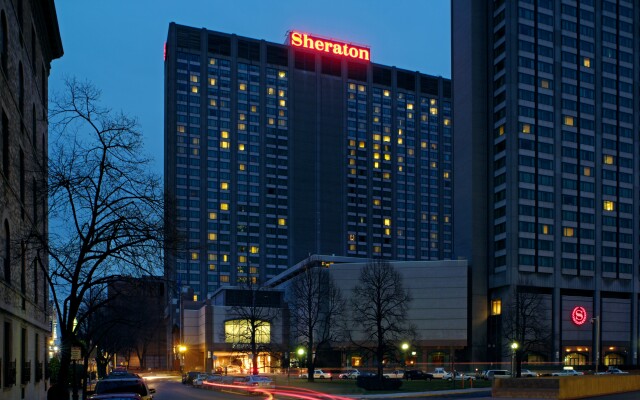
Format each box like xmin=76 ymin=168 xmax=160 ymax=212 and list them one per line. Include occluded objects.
xmin=164 ymin=24 xmax=453 ymax=301
xmin=0 ymin=0 xmax=63 ymax=398
xmin=453 ymin=0 xmax=638 ymax=366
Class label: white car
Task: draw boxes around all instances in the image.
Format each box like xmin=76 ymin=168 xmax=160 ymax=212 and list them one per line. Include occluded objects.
xmin=383 ymin=370 xmax=405 ymax=379
xmin=238 ymin=375 xmax=275 ymax=389
xmin=339 ymin=369 xmax=359 ymax=379
xmin=299 ymin=369 xmax=332 ymax=379
xmin=451 ymin=371 xmax=475 ymax=381
xmin=520 ymin=369 xmax=538 ymax=377
xmin=552 ymin=369 xmax=584 ymax=376
xmin=605 ymin=367 xmax=628 ymax=375
xmin=193 ymin=373 xmax=209 ymax=386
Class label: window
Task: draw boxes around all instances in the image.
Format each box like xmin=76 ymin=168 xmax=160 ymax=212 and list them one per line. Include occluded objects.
xmin=603 ymin=201 xmax=614 ymax=211
xmin=603 ymin=155 xmax=614 ymax=165
xmin=491 ymin=299 xmax=501 ymax=316
xmin=225 ymin=319 xmax=270 ymax=344
xmin=563 ymin=227 xmax=574 ymax=237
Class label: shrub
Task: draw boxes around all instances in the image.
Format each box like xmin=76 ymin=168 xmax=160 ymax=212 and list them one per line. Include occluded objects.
xmin=356 ymin=376 xmax=403 ymax=391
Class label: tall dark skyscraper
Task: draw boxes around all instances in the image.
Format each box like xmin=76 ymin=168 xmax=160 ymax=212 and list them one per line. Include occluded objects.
xmin=164 ymin=23 xmax=453 ymax=301
xmin=453 ymin=0 xmax=638 ymax=366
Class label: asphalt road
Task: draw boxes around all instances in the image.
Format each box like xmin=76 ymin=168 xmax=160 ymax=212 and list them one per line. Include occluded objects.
xmin=149 ymin=378 xmax=241 ymax=399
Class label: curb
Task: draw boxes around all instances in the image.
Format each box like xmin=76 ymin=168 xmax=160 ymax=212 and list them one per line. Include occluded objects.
xmin=345 ymin=388 xmax=492 ymax=398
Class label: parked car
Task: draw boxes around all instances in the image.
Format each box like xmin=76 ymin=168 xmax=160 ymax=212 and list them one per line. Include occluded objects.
xmin=299 ymin=369 xmax=332 ymax=379
xmin=89 ymin=395 xmax=143 ymax=400
xmin=383 ymin=370 xmax=405 ymax=379
xmin=552 ymin=369 xmax=584 ymax=376
xmin=192 ymin=374 xmax=209 ymax=387
xmin=338 ymin=369 xmax=359 ymax=379
xmin=426 ymin=368 xmax=452 ymax=380
xmin=482 ymin=370 xmax=511 ymax=380
xmin=403 ymin=370 xmax=429 ymax=380
xmin=238 ymin=375 xmax=275 ymax=389
xmin=451 ymin=371 xmax=475 ymax=381
xmin=520 ymin=369 xmax=539 ymax=377
xmin=182 ymin=371 xmax=199 ymax=385
xmin=605 ymin=367 xmax=628 ymax=375
xmin=92 ymin=377 xmax=155 ymax=400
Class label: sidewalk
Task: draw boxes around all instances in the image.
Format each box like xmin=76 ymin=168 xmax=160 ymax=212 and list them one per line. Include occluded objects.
xmin=347 ymin=387 xmax=492 ymax=398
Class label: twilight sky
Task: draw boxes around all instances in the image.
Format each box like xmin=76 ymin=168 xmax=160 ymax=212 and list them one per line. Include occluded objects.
xmin=50 ymin=0 xmax=451 ymax=173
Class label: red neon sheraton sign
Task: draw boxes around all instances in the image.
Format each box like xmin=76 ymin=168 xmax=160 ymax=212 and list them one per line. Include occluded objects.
xmin=571 ymin=306 xmax=588 ymax=326
xmin=290 ymin=31 xmax=370 ymax=62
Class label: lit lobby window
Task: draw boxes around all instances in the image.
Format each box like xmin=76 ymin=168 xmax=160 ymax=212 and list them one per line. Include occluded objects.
xmin=491 ymin=299 xmax=501 ymax=316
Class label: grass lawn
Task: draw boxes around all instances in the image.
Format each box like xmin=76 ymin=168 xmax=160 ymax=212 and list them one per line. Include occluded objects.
xmin=270 ymin=376 xmax=492 ymax=395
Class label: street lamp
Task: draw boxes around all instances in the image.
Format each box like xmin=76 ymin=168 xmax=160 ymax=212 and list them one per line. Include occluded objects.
xmin=401 ymin=343 xmax=409 ymax=367
xmin=591 ymin=316 xmax=600 ymax=373
xmin=178 ymin=345 xmax=187 ymax=373
xmin=511 ymin=342 xmax=519 ymax=377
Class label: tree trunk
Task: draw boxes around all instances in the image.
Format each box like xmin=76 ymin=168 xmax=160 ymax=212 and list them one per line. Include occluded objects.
xmin=58 ymin=334 xmax=73 ymax=391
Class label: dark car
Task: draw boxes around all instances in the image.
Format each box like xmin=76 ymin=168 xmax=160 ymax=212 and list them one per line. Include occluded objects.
xmin=403 ymin=370 xmax=429 ymax=380
xmin=92 ymin=377 xmax=155 ymax=400
xmin=89 ymin=395 xmax=143 ymax=400
xmin=182 ymin=371 xmax=200 ymax=385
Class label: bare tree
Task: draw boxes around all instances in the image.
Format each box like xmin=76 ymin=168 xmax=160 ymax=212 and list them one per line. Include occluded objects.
xmin=502 ymin=287 xmax=551 ymax=377
xmin=289 ymin=264 xmax=345 ymax=381
xmin=349 ymin=259 xmax=413 ymax=380
xmin=30 ymin=78 xmax=164 ymax=391
xmin=225 ymin=282 xmax=281 ymax=375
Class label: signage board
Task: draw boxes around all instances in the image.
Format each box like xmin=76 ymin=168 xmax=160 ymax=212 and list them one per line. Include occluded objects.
xmin=290 ymin=31 xmax=370 ymax=62
xmin=71 ymin=346 xmax=82 ymax=361
xmin=571 ymin=306 xmax=587 ymax=326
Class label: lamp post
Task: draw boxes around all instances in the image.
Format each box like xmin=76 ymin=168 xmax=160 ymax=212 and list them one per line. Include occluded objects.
xmin=178 ymin=345 xmax=187 ymax=373
xmin=511 ymin=342 xmax=519 ymax=377
xmin=401 ymin=343 xmax=409 ymax=368
xmin=591 ymin=316 xmax=600 ymax=373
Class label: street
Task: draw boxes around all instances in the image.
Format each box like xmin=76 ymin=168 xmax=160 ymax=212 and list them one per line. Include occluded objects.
xmin=148 ymin=378 xmax=241 ymax=400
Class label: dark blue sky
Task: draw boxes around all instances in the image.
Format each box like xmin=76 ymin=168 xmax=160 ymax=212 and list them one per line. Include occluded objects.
xmin=50 ymin=0 xmax=451 ymax=172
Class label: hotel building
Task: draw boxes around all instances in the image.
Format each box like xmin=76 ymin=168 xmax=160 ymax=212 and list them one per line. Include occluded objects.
xmin=164 ymin=23 xmax=453 ymax=300
xmin=453 ymin=0 xmax=638 ymax=366
xmin=0 ymin=0 xmax=63 ymax=398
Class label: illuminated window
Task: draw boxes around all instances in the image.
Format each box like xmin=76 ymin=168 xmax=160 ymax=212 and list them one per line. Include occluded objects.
xmin=268 ymin=118 xmax=275 ymax=126
xmin=430 ymin=98 xmax=437 ymax=106
xmin=238 ymin=143 xmax=245 ymax=151
xmin=383 ymin=89 xmax=390 ymax=97
xmin=278 ymin=218 xmax=286 ymax=226
xmin=373 ymin=134 xmax=381 ymax=141
xmin=541 ymin=224 xmax=549 ymax=235
xmin=208 ymin=264 xmax=216 ymax=270
xmin=208 ymin=254 xmax=217 ymax=261
xmin=267 ymin=87 xmax=275 ymax=95
xmin=209 ymin=99 xmax=217 ymax=107
xmin=582 ymin=167 xmax=590 ymax=176
xmin=384 ymin=228 xmax=391 ymax=235
xmin=239 ymin=163 xmax=245 ymax=171
xmin=384 ymin=218 xmax=391 ymax=227
xmin=190 ymin=75 xmax=199 ymax=83
xmin=563 ymin=116 xmax=574 ymax=126
xmin=208 ymin=212 xmax=217 ymax=220
xmin=491 ymin=299 xmax=502 ymax=316
xmin=239 ymin=83 xmax=247 ymax=91
xmin=383 ymin=135 xmax=391 ymax=143
xmin=251 ymin=105 xmax=257 ymax=112
xmin=397 ymin=156 xmax=404 ymax=163
xmin=220 ymin=203 xmax=229 ymax=211
xmin=583 ymin=57 xmax=591 ymax=68
xmin=220 ymin=141 xmax=230 ymax=149
xmin=407 ymin=103 xmax=414 ymax=110
xmin=209 ymin=78 xmax=216 ymax=86
xmin=373 ymin=199 xmax=381 ymax=206
xmin=348 ymin=159 xmax=356 ymax=166
xmin=521 ymin=123 xmax=531 ymax=134
xmin=220 ymin=275 xmax=229 ymax=283
xmin=443 ymin=118 xmax=451 ymax=126
xmin=221 ymin=131 xmax=229 ymax=139
xmin=373 ymin=246 xmax=381 ymax=253
xmin=603 ymin=155 xmax=614 ymax=165
xmin=384 ymin=154 xmax=391 ymax=161
xmin=237 ymin=123 xmax=246 ymax=131
xmin=431 ymin=161 xmax=437 ymax=168
xmin=177 ymin=125 xmax=186 ymax=133
xmin=238 ymin=113 xmax=246 ymax=121
xmin=540 ymin=79 xmax=550 ymax=89
xmin=359 ymin=141 xmax=366 ymax=148
xmin=191 ymin=86 xmax=199 ymax=94
xmin=350 ymin=168 xmax=356 ymax=175
xmin=222 ymin=254 xmax=228 ymax=262
xmin=191 ymin=148 xmax=199 ymax=156
xmin=278 ymin=70 xmax=287 ymax=78
xmin=191 ymin=252 xmax=199 ymax=260
xmin=349 ymin=234 xmax=355 ymax=241
xmin=279 ymin=99 xmax=286 ymax=107
xmin=208 ymin=233 xmax=217 ymax=241
xmin=397 ymin=138 xmax=403 ymax=145
xmin=221 ymin=182 xmax=229 ymax=190
xmin=498 ymin=125 xmax=505 ymax=135
xmin=398 ymin=165 xmax=403 ymax=172
xmin=373 ymin=161 xmax=380 ymax=168
xmin=563 ymin=227 xmax=574 ymax=237
xmin=225 ymin=320 xmax=271 ymax=343
xmin=603 ymin=201 xmax=614 ymax=211
xmin=430 ymin=107 xmax=438 ymax=115
xmin=348 ymin=83 xmax=356 ymax=90
xmin=193 ymin=295 xmax=198 ymax=301
xmin=239 ymin=255 xmax=247 ymax=263
xmin=250 ymin=246 xmax=259 ymax=254
xmin=383 ymin=172 xmax=390 ymax=179
xmin=349 ymin=244 xmax=357 ymax=251
xmin=209 ymin=58 xmax=216 ymax=65
xmin=444 ymin=216 xmax=450 ymax=223
xmin=443 ymin=171 xmax=450 ymax=179
xmin=278 ymin=89 xmax=285 ymax=97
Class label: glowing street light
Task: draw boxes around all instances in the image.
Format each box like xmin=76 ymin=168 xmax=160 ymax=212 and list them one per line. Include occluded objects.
xmin=511 ymin=342 xmax=519 ymax=377
xmin=401 ymin=342 xmax=409 ymax=367
xmin=178 ymin=345 xmax=187 ymax=373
